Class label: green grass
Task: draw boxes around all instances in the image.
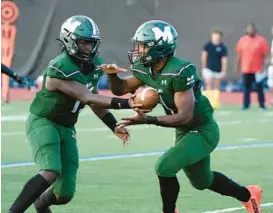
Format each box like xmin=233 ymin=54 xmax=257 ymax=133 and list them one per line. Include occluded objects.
xmin=1 ymin=102 xmax=273 ymax=213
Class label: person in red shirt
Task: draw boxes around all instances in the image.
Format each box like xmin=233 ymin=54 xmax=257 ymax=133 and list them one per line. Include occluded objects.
xmin=235 ymin=23 xmax=270 ymax=110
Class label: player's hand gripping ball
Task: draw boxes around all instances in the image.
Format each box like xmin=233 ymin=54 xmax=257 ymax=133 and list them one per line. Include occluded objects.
xmin=133 ymin=87 xmax=159 ymax=111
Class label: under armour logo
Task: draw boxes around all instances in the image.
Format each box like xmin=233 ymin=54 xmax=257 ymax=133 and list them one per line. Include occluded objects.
xmin=161 ymin=79 xmax=167 ymax=85
xmin=93 ymin=74 xmax=99 ymax=79
xmin=118 ymin=103 xmax=122 ymax=108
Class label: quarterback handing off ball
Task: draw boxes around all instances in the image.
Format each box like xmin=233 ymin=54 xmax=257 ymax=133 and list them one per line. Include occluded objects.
xmin=134 ymin=87 xmax=160 ymax=110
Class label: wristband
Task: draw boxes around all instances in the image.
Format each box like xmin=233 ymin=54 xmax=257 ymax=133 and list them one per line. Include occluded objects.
xmin=101 ymin=113 xmax=117 ymax=132
xmin=146 ymin=116 xmax=159 ymax=125
xmin=111 ymin=97 xmax=131 ymax=109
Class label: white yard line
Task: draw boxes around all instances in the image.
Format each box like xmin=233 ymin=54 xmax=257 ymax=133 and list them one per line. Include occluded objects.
xmin=2 ymin=142 xmax=273 ymax=168
xmin=1 ymin=125 xmax=159 ymax=136
xmin=2 ymin=118 xmax=272 ymax=137
xmin=0 ymin=109 xmax=242 ymax=122
xmin=201 ymin=202 xmax=273 ymax=213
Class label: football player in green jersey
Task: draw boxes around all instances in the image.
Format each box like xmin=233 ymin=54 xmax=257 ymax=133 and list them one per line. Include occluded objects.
xmin=99 ymin=20 xmax=262 ymax=213
xmin=8 ymin=15 xmax=142 ymax=213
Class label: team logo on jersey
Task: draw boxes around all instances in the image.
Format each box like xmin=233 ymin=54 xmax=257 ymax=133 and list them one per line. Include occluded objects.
xmin=186 ymin=75 xmax=194 ymax=85
xmin=161 ymin=79 xmax=167 ymax=85
xmin=152 ymin=26 xmax=173 ymax=44
xmin=93 ymin=74 xmax=99 ymax=79
xmin=72 ymin=131 xmax=77 ymax=139
xmin=216 ymin=47 xmax=222 ymax=52
xmin=86 ymin=82 xmax=93 ymax=88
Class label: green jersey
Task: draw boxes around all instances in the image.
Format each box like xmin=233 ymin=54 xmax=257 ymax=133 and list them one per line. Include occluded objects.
xmin=30 ymin=51 xmax=104 ymax=127
xmin=131 ymin=57 xmax=214 ymax=132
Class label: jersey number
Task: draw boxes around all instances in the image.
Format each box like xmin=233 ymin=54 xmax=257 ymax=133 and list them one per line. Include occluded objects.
xmin=71 ymin=100 xmax=81 ymax=113
xmin=71 ymin=86 xmax=94 ymax=113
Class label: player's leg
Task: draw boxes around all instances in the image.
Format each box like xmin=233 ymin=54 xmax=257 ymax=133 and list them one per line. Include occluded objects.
xmin=242 ymin=74 xmax=253 ymax=109
xmin=202 ymin=68 xmax=213 ymax=90
xmin=268 ymin=65 xmax=273 ymax=105
xmin=183 ymin=156 xmax=250 ymax=199
xmin=54 ymin=126 xmax=79 ymax=203
xmin=34 ymin=126 xmax=79 ymax=212
xmin=213 ymin=72 xmax=222 ymax=90
xmin=211 ymin=73 xmax=221 ymax=109
xmin=182 ymin=134 xmax=262 ymax=213
xmin=8 ymin=114 xmax=61 ymax=213
xmin=255 ymin=77 xmax=266 ymax=109
xmin=155 ymin=121 xmax=220 ymax=213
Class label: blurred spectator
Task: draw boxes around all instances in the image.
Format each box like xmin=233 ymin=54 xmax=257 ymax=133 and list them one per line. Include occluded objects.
xmin=36 ymin=75 xmax=44 ymax=90
xmin=1 ymin=63 xmax=30 ymax=90
xmin=268 ymin=26 xmax=273 ymax=105
xmin=235 ymin=23 xmax=270 ymax=110
xmin=201 ymin=29 xmax=228 ymax=90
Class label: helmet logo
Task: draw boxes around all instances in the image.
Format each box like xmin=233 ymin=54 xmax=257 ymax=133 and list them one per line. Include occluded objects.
xmin=152 ymin=26 xmax=173 ymax=44
xmin=146 ymin=56 xmax=152 ymax=60
xmin=61 ymin=18 xmax=81 ymax=33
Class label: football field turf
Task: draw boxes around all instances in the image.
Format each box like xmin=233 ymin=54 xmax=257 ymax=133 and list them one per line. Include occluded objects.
xmin=1 ymin=102 xmax=273 ymax=213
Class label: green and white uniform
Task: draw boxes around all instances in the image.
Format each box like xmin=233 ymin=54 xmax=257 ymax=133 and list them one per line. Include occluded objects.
xmin=27 ymin=51 xmax=103 ymax=197
xmin=131 ymin=57 xmax=219 ymax=189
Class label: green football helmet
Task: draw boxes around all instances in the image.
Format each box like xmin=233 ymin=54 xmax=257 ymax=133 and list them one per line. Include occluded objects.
xmin=128 ymin=20 xmax=178 ymax=66
xmin=59 ymin=15 xmax=101 ymax=63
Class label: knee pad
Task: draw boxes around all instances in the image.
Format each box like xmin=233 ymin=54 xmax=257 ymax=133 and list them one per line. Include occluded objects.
xmin=55 ymin=196 xmax=73 ymax=205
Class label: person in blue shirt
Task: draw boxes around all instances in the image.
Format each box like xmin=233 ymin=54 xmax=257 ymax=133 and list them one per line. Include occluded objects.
xmin=201 ymin=29 xmax=228 ymax=90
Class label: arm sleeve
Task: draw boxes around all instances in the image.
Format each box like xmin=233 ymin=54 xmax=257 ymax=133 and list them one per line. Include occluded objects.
xmin=172 ymin=64 xmax=197 ymax=92
xmin=130 ymin=64 xmax=146 ymax=83
xmin=132 ymin=70 xmax=142 ymax=81
xmin=222 ymin=45 xmax=228 ymax=57
xmin=202 ymin=42 xmax=209 ymax=51
xmin=262 ymin=38 xmax=270 ymax=55
xmin=47 ymin=65 xmax=80 ymax=82
xmin=47 ymin=60 xmax=82 ymax=82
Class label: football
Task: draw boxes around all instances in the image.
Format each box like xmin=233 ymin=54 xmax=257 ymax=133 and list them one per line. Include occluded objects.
xmin=134 ymin=87 xmax=160 ymax=110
